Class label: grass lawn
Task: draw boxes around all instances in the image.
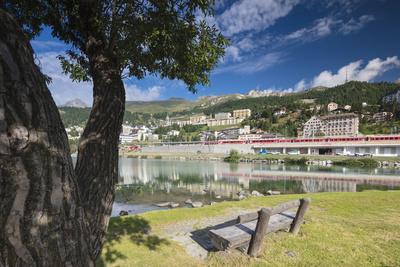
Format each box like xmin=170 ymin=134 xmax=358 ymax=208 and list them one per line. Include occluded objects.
xmin=99 ymin=191 xmax=400 ymax=266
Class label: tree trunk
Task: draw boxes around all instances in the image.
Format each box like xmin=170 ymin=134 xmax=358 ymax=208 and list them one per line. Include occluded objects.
xmin=74 ymin=43 xmax=125 ymax=258
xmin=0 ymin=10 xmax=93 ymax=267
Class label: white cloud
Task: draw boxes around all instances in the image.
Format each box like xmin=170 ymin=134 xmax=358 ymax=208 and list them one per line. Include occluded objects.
xmin=125 ymin=85 xmax=163 ymax=101
xmin=215 ymin=52 xmax=283 ymax=74
xmin=217 ymin=0 xmax=300 ymax=36
xmin=294 ymin=79 xmax=307 ymax=91
xmin=300 ymin=56 xmax=400 ymax=88
xmin=324 ymin=0 xmax=361 ymax=14
xmin=36 ymin=52 xmax=162 ymax=105
xmin=224 ymin=45 xmax=242 ymax=62
xmin=280 ymin=17 xmax=339 ymax=44
xmin=277 ymin=14 xmax=373 ymax=46
xmin=339 ymin=15 xmax=375 ymax=35
xmin=36 ymin=51 xmax=93 ymax=106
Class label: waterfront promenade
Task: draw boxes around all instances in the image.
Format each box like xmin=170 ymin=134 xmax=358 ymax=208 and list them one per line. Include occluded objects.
xmin=141 ymin=135 xmax=400 ymax=157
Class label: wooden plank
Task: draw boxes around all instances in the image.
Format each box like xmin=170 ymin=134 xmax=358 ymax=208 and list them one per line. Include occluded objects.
xmin=237 ymin=199 xmax=300 ymax=223
xmin=270 ymin=199 xmax=301 ymax=215
xmin=209 ymin=211 xmax=295 ymax=251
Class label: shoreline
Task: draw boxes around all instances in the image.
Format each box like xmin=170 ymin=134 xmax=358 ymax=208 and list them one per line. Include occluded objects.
xmin=120 ymin=151 xmax=400 ymax=168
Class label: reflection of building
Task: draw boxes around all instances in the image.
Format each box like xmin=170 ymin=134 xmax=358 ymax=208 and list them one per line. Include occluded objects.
xmin=302 ymin=113 xmax=359 ymax=137
xmin=301 ymin=179 xmax=357 ymax=193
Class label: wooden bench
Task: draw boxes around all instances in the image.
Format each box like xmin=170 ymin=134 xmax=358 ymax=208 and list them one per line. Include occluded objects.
xmin=209 ymin=198 xmax=310 ymax=257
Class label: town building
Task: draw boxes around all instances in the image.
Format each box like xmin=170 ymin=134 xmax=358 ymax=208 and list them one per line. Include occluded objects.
xmin=121 ymin=124 xmax=134 ymax=135
xmin=327 ymin=102 xmax=338 ymax=112
xmin=240 ymin=125 xmax=251 ymax=135
xmin=167 ymin=130 xmax=180 ymax=136
xmin=199 ymin=131 xmax=219 ymax=141
xmin=189 ymin=114 xmax=207 ymax=125
xmin=173 ymin=120 xmax=191 ymax=127
xmin=373 ymin=112 xmax=393 ymax=122
xmin=214 ymin=112 xmax=231 ymax=120
xmin=206 ymin=118 xmax=243 ymax=127
xmin=119 ymin=134 xmax=137 ymax=144
xmin=273 ymin=107 xmax=287 ymax=116
xmin=233 ymin=109 xmax=251 ymax=119
xmin=302 ymin=113 xmax=359 ymax=137
xmin=344 ymin=105 xmax=352 ymax=111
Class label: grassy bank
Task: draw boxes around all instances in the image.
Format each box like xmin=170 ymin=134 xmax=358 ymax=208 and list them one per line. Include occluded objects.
xmin=99 ymin=191 xmax=400 ymax=266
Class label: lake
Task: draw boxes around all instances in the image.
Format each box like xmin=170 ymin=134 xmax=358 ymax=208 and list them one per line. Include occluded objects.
xmin=112 ymin=158 xmax=400 ymax=216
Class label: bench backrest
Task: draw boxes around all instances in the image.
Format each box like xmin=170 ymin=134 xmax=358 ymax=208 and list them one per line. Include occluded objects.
xmin=245 ymin=198 xmax=311 ymax=257
xmin=237 ymin=199 xmax=302 ymax=224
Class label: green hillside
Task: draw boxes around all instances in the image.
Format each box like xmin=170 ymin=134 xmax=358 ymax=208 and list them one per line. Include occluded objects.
xmin=59 ymin=82 xmax=400 ymax=134
xmin=201 ymin=81 xmax=399 ymax=115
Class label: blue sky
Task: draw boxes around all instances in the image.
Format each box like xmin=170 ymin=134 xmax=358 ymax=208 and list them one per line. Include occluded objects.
xmin=31 ymin=0 xmax=400 ymax=106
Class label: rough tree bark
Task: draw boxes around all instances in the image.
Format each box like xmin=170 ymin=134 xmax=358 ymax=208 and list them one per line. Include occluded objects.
xmin=70 ymin=1 xmax=127 ymax=258
xmin=0 ymin=9 xmax=94 ymax=267
xmin=74 ymin=44 xmax=125 ymax=258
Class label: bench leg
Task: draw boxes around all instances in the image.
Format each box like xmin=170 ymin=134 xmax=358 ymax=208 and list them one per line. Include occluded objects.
xmin=290 ymin=198 xmax=311 ymax=234
xmin=247 ymin=208 xmax=272 ymax=257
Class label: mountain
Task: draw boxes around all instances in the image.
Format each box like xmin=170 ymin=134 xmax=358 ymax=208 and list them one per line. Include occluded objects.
xmin=62 ymin=98 xmax=88 ymax=108
xmin=200 ymin=81 xmax=399 ymax=115
xmin=59 ymin=81 xmax=400 ymax=129
xmin=125 ymin=98 xmax=195 ymax=113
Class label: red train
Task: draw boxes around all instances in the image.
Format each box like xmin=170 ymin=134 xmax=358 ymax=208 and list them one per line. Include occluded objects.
xmin=203 ymin=135 xmax=400 ymax=145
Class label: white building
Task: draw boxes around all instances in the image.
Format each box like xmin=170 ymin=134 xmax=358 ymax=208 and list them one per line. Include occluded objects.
xmin=327 ymin=102 xmax=338 ymax=112
xmin=239 ymin=125 xmax=251 ymax=135
xmin=121 ymin=124 xmax=134 ymax=135
xmin=189 ymin=114 xmax=207 ymax=125
xmin=373 ymin=112 xmax=393 ymax=122
xmin=167 ymin=130 xmax=180 ymax=136
xmin=119 ymin=134 xmax=137 ymax=144
xmin=233 ymin=109 xmax=251 ymax=119
xmin=206 ymin=118 xmax=243 ymax=127
xmin=214 ymin=112 xmax=231 ymax=120
xmin=273 ymin=107 xmax=287 ymax=116
xmin=302 ymin=113 xmax=359 ymax=137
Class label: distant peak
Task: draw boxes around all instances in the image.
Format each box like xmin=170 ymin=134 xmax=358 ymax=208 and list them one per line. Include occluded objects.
xmin=168 ymin=97 xmax=186 ymax=101
xmin=62 ymin=98 xmax=88 ymax=108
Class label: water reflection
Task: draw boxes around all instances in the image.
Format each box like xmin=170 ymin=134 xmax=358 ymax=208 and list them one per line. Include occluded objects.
xmin=116 ymin=158 xmax=400 ymax=205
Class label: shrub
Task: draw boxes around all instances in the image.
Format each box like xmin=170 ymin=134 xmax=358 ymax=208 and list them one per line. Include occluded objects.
xmin=333 ymin=158 xmax=378 ymax=168
xmin=224 ymin=149 xmax=241 ymax=163
xmin=284 ymin=157 xmax=308 ymax=165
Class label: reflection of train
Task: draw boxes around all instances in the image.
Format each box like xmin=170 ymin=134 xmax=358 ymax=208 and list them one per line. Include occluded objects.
xmin=203 ymin=135 xmax=400 ymax=145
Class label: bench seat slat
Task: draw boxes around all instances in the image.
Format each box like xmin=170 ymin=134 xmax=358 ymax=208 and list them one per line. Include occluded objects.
xmin=209 ymin=211 xmax=295 ymax=251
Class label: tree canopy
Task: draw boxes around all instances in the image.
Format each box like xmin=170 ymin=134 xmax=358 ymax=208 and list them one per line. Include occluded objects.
xmin=3 ymin=0 xmax=227 ymax=91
